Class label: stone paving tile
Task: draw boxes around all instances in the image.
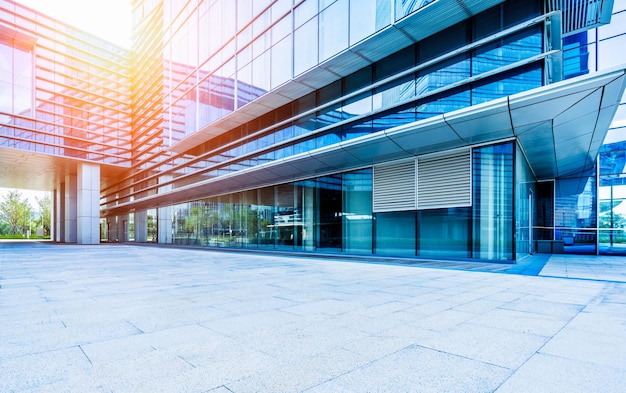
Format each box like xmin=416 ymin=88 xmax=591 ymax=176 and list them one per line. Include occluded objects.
xmin=307 ymin=344 xmax=512 ymax=393
xmin=539 ymin=326 xmax=626 ymax=367
xmin=409 ymin=322 xmax=550 ymax=369
xmin=2 ymin=243 xmax=626 ymax=392
xmin=467 ymin=307 xmax=570 ymax=337
xmin=0 ymin=347 xmax=92 ymax=392
xmin=494 ymin=353 xmax=626 ymax=393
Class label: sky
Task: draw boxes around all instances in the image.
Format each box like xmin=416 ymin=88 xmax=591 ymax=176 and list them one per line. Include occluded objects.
xmin=15 ymin=0 xmax=132 ymax=48
xmin=0 ymin=187 xmax=48 ymax=211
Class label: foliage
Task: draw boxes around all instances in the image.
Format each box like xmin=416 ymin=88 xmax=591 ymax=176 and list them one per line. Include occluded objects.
xmin=599 ymin=212 xmax=626 ymax=229
xmin=0 ymin=190 xmax=33 ymax=235
xmin=36 ymin=194 xmax=52 ymax=236
xmin=0 ymin=221 xmax=10 ymax=236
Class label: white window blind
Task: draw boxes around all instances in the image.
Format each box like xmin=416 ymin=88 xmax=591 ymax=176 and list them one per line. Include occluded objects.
xmin=417 ymin=150 xmax=472 ymax=209
xmin=372 ymin=160 xmax=416 ymax=212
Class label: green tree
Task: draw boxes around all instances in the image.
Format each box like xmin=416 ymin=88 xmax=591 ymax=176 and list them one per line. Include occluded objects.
xmin=36 ymin=194 xmax=51 ymax=236
xmin=0 ymin=221 xmax=10 ymax=235
xmin=599 ymin=211 xmax=626 ymax=229
xmin=0 ymin=190 xmax=33 ymax=235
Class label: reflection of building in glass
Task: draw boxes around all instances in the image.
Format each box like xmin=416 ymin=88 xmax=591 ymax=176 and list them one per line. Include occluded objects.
xmin=1 ymin=0 xmax=626 ymax=260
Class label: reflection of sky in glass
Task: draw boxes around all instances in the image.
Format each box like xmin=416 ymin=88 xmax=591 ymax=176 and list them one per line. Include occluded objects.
xmin=15 ymin=0 xmax=131 ymax=48
xmin=0 ymin=41 xmax=31 ymax=123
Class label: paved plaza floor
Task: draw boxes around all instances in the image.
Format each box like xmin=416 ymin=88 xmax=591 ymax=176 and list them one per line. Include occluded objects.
xmin=1 ymin=242 xmax=625 ymax=392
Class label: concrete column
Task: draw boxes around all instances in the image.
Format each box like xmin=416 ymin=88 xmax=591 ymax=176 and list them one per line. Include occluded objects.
xmin=54 ymin=182 xmax=65 ymax=242
xmin=77 ymin=163 xmax=100 ymax=244
xmin=64 ymin=174 xmax=77 ymax=243
xmin=134 ymin=210 xmax=148 ymax=243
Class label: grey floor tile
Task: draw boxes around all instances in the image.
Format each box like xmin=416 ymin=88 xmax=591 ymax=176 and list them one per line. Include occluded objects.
xmin=2 ymin=243 xmax=626 ymax=392
xmin=495 ymin=353 xmax=626 ymax=393
xmin=320 ymin=344 xmax=511 ymax=393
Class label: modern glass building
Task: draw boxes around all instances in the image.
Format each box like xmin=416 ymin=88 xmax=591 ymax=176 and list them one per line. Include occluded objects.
xmin=1 ymin=0 xmax=625 ymax=262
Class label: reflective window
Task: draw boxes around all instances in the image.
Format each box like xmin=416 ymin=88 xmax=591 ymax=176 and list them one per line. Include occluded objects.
xmin=294 ymin=0 xmax=318 ymax=28
xmin=271 ymin=36 xmax=292 ymax=88
xmin=0 ymin=39 xmax=33 ymax=122
xmin=316 ymin=175 xmax=342 ymax=251
xmin=318 ymin=0 xmax=349 ymax=62
xmin=294 ymin=17 xmax=318 ymax=75
xmin=343 ymin=169 xmax=373 ymax=254
xmin=563 ymin=32 xmax=591 ymax=79
xmin=375 ymin=212 xmax=416 ymax=256
xmin=472 ymin=26 xmax=543 ymax=75
xmin=394 ymin=0 xmax=437 ymax=21
xmin=473 ymin=142 xmax=514 ymax=261
xmin=555 ymin=175 xmax=597 ymax=254
xmin=599 ymin=139 xmax=626 ymax=254
xmin=515 ymin=142 xmax=537 ymax=258
xmin=349 ymin=0 xmax=391 ymax=45
xmin=418 ymin=208 xmax=470 ymax=258
xmin=472 ymin=64 xmax=543 ymax=105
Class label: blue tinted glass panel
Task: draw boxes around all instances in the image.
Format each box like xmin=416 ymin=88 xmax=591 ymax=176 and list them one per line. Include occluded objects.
xmin=418 ymin=208 xmax=470 ymax=258
xmin=315 ymin=131 xmax=341 ymax=148
xmin=416 ymin=89 xmax=470 ymax=120
xmin=473 ymin=26 xmax=542 ymax=75
xmin=395 ymin=0 xmax=437 ymax=20
xmin=342 ymin=118 xmax=373 ymax=140
xmin=343 ymin=169 xmax=373 ymax=254
xmin=375 ymin=211 xmax=416 ymax=256
xmin=563 ymin=32 xmax=590 ymax=79
xmin=417 ymin=55 xmax=470 ymax=94
xmin=372 ymin=107 xmax=417 ymax=130
xmin=472 ymin=64 xmax=542 ymax=105
xmin=473 ymin=142 xmax=514 ymax=261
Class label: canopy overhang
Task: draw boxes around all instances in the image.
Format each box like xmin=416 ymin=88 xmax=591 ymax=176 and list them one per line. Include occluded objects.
xmin=103 ymin=66 xmax=626 ymax=216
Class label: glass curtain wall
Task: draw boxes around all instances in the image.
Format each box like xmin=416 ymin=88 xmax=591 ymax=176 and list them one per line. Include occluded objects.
xmin=515 ymin=143 xmax=537 ymax=258
xmin=599 ymin=138 xmax=626 ymax=254
xmin=473 ymin=142 xmax=514 ymax=261
xmin=343 ymin=170 xmax=373 ymax=254
xmin=315 ymin=175 xmax=342 ymax=252
xmin=163 ymin=144 xmax=522 ymax=261
xmin=555 ymin=176 xmax=597 ymax=254
xmin=375 ymin=212 xmax=416 ymax=256
xmin=0 ymin=38 xmax=32 ymax=122
xmin=534 ymin=181 xmax=555 ymax=250
xmin=418 ymin=208 xmax=471 ymax=258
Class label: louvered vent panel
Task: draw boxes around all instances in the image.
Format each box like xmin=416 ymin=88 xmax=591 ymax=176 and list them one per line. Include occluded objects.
xmin=546 ymin=0 xmax=613 ymax=36
xmin=373 ymin=160 xmax=416 ymax=212
xmin=417 ymin=150 xmax=471 ymax=209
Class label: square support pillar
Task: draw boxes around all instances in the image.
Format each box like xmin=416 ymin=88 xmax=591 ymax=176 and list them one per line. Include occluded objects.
xmin=77 ymin=163 xmax=100 ymax=244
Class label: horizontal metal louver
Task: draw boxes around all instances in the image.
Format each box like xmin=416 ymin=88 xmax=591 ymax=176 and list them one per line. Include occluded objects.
xmin=373 ymin=160 xmax=416 ymax=212
xmin=417 ymin=150 xmax=471 ymax=210
xmin=546 ymin=0 xmax=614 ymax=36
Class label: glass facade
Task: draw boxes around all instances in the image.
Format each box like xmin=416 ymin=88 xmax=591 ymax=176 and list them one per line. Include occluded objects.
xmin=102 ymin=1 xmax=550 ymax=211
xmin=0 ymin=2 xmax=131 ymax=164
xmin=2 ymin=0 xmax=626 ymax=261
xmin=0 ymin=37 xmax=32 ymax=123
xmin=158 ymin=143 xmax=519 ymax=261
